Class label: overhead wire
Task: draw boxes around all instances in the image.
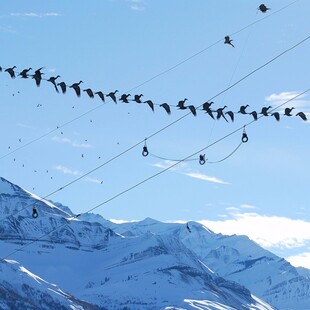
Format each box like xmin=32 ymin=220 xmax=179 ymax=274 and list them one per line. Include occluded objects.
xmin=0 ymin=0 xmax=301 ymax=160
xmin=1 ymin=87 xmax=309 ymax=263
xmin=1 ymin=34 xmax=309 ymax=222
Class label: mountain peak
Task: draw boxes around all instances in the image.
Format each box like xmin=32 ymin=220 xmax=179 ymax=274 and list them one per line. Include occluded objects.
xmin=0 ymin=176 xmax=28 ymax=196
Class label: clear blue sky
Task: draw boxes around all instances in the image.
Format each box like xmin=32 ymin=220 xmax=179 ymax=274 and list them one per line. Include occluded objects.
xmin=0 ymin=0 xmax=309 ymax=268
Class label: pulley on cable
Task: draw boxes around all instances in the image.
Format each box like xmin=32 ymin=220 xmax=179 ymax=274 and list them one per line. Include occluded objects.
xmin=242 ymin=126 xmax=248 ymax=143
xmin=142 ymin=139 xmax=149 ymax=157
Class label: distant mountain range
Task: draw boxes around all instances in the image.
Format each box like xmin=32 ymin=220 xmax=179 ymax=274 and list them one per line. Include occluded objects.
xmin=0 ymin=176 xmax=309 ymax=309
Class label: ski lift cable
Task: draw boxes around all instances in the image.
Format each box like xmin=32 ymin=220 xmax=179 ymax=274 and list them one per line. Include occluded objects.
xmin=0 ymin=0 xmax=301 ymax=161
xmin=1 ymin=88 xmax=309 ymax=264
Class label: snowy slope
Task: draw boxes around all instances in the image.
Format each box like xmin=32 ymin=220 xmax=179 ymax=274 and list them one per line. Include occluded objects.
xmin=86 ymin=216 xmax=310 ymax=310
xmin=0 ymin=177 xmax=284 ymax=309
xmin=0 ymin=259 xmax=99 ymax=310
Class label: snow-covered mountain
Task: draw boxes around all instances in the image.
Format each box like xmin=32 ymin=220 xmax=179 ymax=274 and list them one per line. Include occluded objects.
xmin=0 ymin=176 xmax=308 ymax=309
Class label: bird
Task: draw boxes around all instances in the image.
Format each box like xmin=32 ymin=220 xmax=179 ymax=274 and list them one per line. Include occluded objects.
xmin=216 ymin=106 xmax=228 ymax=121
xmin=18 ymin=68 xmax=32 ymax=79
xmin=5 ymin=66 xmax=17 ymax=78
xmin=202 ymin=101 xmax=214 ymax=111
xmin=296 ymin=111 xmax=308 ymax=121
xmin=186 ymin=223 xmax=191 ymax=233
xmin=69 ymin=81 xmax=83 ymax=97
xmin=284 ymin=107 xmax=294 ymax=116
xmin=32 ymin=67 xmax=44 ymax=86
xmin=187 ymin=105 xmax=197 ymax=116
xmin=224 ymin=36 xmax=234 ymax=48
xmin=119 ymin=94 xmax=131 ymax=103
xmin=95 ymin=91 xmax=105 ymax=102
xmin=144 ymin=100 xmax=154 ymax=112
xmin=260 ymin=106 xmax=272 ymax=116
xmin=225 ymin=110 xmax=234 ymax=122
xmin=83 ymin=88 xmax=94 ymax=98
xmin=107 ymin=90 xmax=118 ymax=103
xmin=47 ymin=75 xmax=60 ymax=93
xmin=248 ymin=111 xmax=257 ymax=121
xmin=133 ymin=94 xmax=143 ymax=103
xmin=271 ymin=112 xmax=280 ymax=121
xmin=177 ymin=98 xmax=188 ymax=110
xmin=57 ymin=82 xmax=67 ymax=94
xmin=160 ymin=103 xmax=171 ymax=115
xmin=258 ymin=4 xmax=270 ymax=13
xmin=238 ymin=105 xmax=249 ymax=114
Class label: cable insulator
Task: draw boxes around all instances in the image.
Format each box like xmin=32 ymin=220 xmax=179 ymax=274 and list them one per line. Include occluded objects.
xmin=32 ymin=207 xmax=38 ymax=218
xmin=142 ymin=146 xmax=149 ymax=157
xmin=242 ymin=132 xmax=248 ymax=143
xmin=199 ymin=154 xmax=206 ymax=165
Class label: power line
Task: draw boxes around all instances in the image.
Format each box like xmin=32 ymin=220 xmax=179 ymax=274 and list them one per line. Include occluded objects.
xmin=1 ymin=35 xmax=309 ymax=222
xmin=0 ymin=0 xmax=300 ymax=160
xmin=2 ymin=87 xmax=309 ymax=263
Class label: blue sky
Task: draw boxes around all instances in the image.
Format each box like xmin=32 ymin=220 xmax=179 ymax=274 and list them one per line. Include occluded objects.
xmin=0 ymin=0 xmax=310 ymax=268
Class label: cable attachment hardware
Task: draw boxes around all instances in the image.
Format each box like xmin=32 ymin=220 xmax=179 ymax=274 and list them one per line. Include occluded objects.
xmin=242 ymin=127 xmax=248 ymax=143
xmin=142 ymin=139 xmax=149 ymax=157
xmin=199 ymin=154 xmax=206 ymax=165
xmin=32 ymin=207 xmax=38 ymax=218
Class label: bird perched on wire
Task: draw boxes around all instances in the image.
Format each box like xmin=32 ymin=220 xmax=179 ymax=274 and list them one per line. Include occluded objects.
xmin=95 ymin=91 xmax=105 ymax=102
xmin=177 ymin=98 xmax=188 ymax=110
xmin=296 ymin=111 xmax=307 ymax=121
xmin=260 ymin=106 xmax=272 ymax=116
xmin=249 ymin=111 xmax=258 ymax=121
xmin=271 ymin=112 xmax=280 ymax=121
xmin=119 ymin=94 xmax=131 ymax=103
xmin=47 ymin=75 xmax=60 ymax=93
xmin=238 ymin=105 xmax=249 ymax=114
xmin=133 ymin=94 xmax=143 ymax=103
xmin=224 ymin=36 xmax=234 ymax=48
xmin=187 ymin=105 xmax=197 ymax=116
xmin=5 ymin=66 xmax=17 ymax=78
xmin=57 ymin=82 xmax=67 ymax=94
xmin=284 ymin=107 xmax=294 ymax=116
xmin=216 ymin=106 xmax=228 ymax=122
xmin=107 ymin=90 xmax=118 ymax=103
xmin=83 ymin=88 xmax=95 ymax=98
xmin=32 ymin=67 xmax=44 ymax=86
xmin=144 ymin=100 xmax=155 ymax=112
xmin=160 ymin=103 xmax=171 ymax=115
xmin=258 ymin=4 xmax=270 ymax=13
xmin=69 ymin=81 xmax=83 ymax=97
xmin=18 ymin=68 xmax=32 ymax=79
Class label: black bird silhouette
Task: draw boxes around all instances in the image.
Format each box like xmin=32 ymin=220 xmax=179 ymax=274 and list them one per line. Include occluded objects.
xmin=144 ymin=100 xmax=154 ymax=112
xmin=225 ymin=111 xmax=234 ymax=122
xmin=260 ymin=106 xmax=272 ymax=116
xmin=186 ymin=223 xmax=191 ymax=233
xmin=238 ymin=105 xmax=249 ymax=114
xmin=107 ymin=90 xmax=118 ymax=103
xmin=69 ymin=81 xmax=83 ymax=97
xmin=160 ymin=103 xmax=171 ymax=115
xmin=5 ymin=66 xmax=17 ymax=78
xmin=83 ymin=88 xmax=94 ymax=98
xmin=258 ymin=4 xmax=270 ymax=13
xmin=18 ymin=68 xmax=32 ymax=79
xmin=119 ymin=94 xmax=131 ymax=103
xmin=271 ymin=112 xmax=280 ymax=121
xmin=188 ymin=105 xmax=197 ymax=116
xmin=177 ymin=98 xmax=188 ymax=110
xmin=216 ymin=106 xmax=228 ymax=121
xmin=296 ymin=111 xmax=308 ymax=121
xmin=249 ymin=111 xmax=258 ymax=120
xmin=57 ymin=82 xmax=67 ymax=94
xmin=133 ymin=94 xmax=143 ymax=103
xmin=202 ymin=101 xmax=214 ymax=111
xmin=284 ymin=107 xmax=294 ymax=116
xmin=224 ymin=36 xmax=234 ymax=48
xmin=47 ymin=75 xmax=60 ymax=93
xmin=32 ymin=67 xmax=44 ymax=86
xmin=95 ymin=91 xmax=105 ymax=102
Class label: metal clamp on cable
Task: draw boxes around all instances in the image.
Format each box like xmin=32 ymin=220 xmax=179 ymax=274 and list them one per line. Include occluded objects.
xmin=199 ymin=154 xmax=206 ymax=165
xmin=32 ymin=207 xmax=38 ymax=218
xmin=242 ymin=127 xmax=248 ymax=143
xmin=142 ymin=139 xmax=149 ymax=157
